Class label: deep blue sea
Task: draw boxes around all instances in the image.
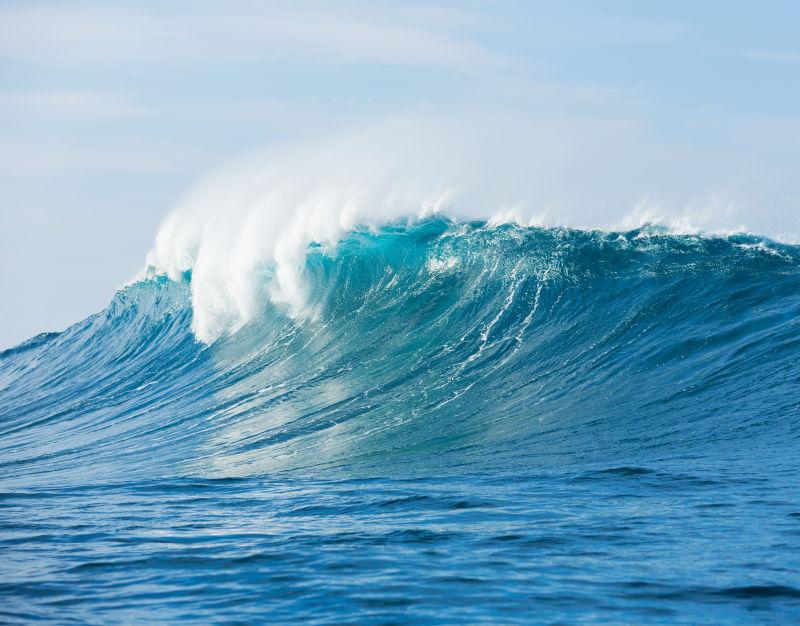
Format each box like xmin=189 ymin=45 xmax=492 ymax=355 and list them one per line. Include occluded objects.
xmin=2 ymin=219 xmax=800 ymax=624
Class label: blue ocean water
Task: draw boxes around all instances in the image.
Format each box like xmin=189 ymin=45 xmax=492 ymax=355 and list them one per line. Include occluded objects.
xmin=2 ymin=219 xmax=800 ymax=624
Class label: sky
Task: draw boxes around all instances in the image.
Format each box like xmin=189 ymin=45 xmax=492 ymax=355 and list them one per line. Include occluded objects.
xmin=1 ymin=0 xmax=799 ymax=348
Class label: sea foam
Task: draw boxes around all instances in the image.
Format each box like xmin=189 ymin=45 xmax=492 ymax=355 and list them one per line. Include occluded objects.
xmin=145 ymin=114 xmax=798 ymax=342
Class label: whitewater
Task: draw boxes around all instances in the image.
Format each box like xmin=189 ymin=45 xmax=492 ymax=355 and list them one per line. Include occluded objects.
xmin=145 ymin=116 xmax=800 ymax=344
xmin=2 ymin=124 xmax=800 ymax=624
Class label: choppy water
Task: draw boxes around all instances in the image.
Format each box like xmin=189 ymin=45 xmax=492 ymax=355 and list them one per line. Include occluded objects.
xmin=2 ymin=219 xmax=800 ymax=624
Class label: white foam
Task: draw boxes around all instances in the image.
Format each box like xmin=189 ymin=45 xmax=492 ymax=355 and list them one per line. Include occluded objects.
xmin=145 ymin=113 xmax=799 ymax=343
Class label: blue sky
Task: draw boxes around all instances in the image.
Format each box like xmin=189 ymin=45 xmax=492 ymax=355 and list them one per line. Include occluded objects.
xmin=1 ymin=1 xmax=799 ymax=347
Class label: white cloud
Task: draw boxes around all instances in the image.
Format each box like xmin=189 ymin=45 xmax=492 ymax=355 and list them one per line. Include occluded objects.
xmin=0 ymin=138 xmax=217 ymax=177
xmin=742 ymin=48 xmax=800 ymax=65
xmin=0 ymin=91 xmax=148 ymax=119
xmin=0 ymin=89 xmax=294 ymax=123
xmin=0 ymin=1 xmax=499 ymax=71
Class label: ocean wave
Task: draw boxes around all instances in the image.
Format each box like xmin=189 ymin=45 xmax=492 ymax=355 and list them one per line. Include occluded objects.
xmin=3 ymin=220 xmax=799 ymax=484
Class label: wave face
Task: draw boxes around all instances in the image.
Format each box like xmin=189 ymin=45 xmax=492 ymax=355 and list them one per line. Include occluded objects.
xmin=3 ymin=219 xmax=800 ymax=623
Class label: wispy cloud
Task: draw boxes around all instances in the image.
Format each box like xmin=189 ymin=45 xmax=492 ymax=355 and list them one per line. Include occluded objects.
xmin=0 ymin=1 xmax=500 ymax=71
xmin=0 ymin=89 xmax=295 ymax=123
xmin=0 ymin=91 xmax=149 ymax=119
xmin=0 ymin=137 xmax=217 ymax=177
xmin=742 ymin=48 xmax=800 ymax=66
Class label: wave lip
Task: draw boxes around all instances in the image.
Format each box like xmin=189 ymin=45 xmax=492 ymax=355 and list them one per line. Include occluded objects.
xmin=144 ymin=117 xmax=800 ymax=344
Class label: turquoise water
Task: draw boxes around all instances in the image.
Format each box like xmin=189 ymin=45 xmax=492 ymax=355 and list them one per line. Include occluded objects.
xmin=2 ymin=219 xmax=800 ymax=623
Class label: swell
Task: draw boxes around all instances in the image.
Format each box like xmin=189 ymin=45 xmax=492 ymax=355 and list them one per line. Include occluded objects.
xmin=2 ymin=219 xmax=799 ymax=485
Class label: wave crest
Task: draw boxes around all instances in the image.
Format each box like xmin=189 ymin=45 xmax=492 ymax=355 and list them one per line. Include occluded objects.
xmin=145 ymin=117 xmax=799 ymax=343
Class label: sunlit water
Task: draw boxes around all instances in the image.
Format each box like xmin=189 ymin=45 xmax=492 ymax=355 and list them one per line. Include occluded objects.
xmin=2 ymin=220 xmax=799 ymax=624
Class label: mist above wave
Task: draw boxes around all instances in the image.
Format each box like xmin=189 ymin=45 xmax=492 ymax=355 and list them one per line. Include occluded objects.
xmin=145 ymin=113 xmax=798 ymax=343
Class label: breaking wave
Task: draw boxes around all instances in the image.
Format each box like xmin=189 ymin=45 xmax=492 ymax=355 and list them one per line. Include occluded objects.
xmin=3 ymin=219 xmax=798 ymax=484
